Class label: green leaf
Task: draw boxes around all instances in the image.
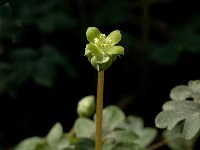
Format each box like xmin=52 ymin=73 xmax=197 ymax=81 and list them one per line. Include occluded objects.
xmin=86 ymin=27 xmax=101 ymax=43
xmin=35 ymin=143 xmax=50 ymax=150
xmin=163 ymin=124 xmax=194 ymax=150
xmin=37 ymin=11 xmax=77 ymax=33
xmin=0 ymin=3 xmax=12 ymax=18
xmin=41 ymin=45 xmax=78 ymax=78
xmin=169 ymin=80 xmax=200 ymax=103
xmin=74 ymin=118 xmax=95 ymax=138
xmin=103 ymin=140 xmax=116 ymax=150
xmin=107 ymin=30 xmax=121 ymax=45
xmin=46 ymin=122 xmax=63 ymax=149
xmin=101 ymin=105 xmax=126 ymax=133
xmin=56 ymin=53 xmax=78 ymax=79
xmin=104 ymin=130 xmax=138 ymax=144
xmin=0 ymin=62 xmax=12 ymax=92
xmin=155 ymin=100 xmax=200 ymax=139
xmin=92 ymin=0 xmax=130 ymax=25
xmin=170 ymin=85 xmax=192 ymax=101
xmin=56 ymin=134 xmax=71 ymax=150
xmin=150 ymin=43 xmax=182 ymax=66
xmin=188 ymin=80 xmax=200 ymax=102
xmin=33 ymin=56 xmax=56 ymax=87
xmin=9 ymin=48 xmax=37 ymax=62
xmin=112 ymin=143 xmax=145 ymax=150
xmin=124 ymin=116 xmax=157 ymax=147
xmin=14 ymin=137 xmax=44 ymax=150
xmin=74 ymin=138 xmax=95 ymax=150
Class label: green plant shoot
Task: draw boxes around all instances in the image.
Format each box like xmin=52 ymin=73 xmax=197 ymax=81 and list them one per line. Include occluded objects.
xmin=85 ymin=27 xmax=124 ymax=150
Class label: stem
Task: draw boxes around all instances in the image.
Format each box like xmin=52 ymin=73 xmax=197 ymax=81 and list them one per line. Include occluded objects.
xmin=148 ymin=134 xmax=180 ymax=150
xmin=96 ymin=71 xmax=104 ymax=150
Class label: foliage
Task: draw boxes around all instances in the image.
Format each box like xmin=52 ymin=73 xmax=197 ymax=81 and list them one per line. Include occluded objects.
xmin=150 ymin=14 xmax=200 ymax=65
xmin=155 ymin=80 xmax=200 ymax=149
xmin=0 ymin=1 xmax=78 ymax=96
xmin=1 ymin=0 xmax=200 ymax=150
xmin=15 ymin=104 xmax=157 ymax=150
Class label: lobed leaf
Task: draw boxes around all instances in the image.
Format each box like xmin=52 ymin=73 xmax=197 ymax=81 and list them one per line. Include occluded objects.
xmin=46 ymin=122 xmax=63 ymax=149
xmin=14 ymin=137 xmax=44 ymax=150
xmin=74 ymin=118 xmax=95 ymax=138
xmin=163 ymin=124 xmax=194 ymax=150
xmin=101 ymin=105 xmax=126 ymax=133
xmin=121 ymin=116 xmax=157 ymax=147
xmin=155 ymin=100 xmax=200 ymax=139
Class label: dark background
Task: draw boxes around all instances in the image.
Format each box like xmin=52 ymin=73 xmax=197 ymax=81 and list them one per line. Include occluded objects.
xmin=0 ymin=0 xmax=200 ymax=149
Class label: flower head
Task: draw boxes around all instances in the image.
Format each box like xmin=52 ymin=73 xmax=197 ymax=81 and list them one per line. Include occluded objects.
xmin=85 ymin=27 xmax=124 ymax=71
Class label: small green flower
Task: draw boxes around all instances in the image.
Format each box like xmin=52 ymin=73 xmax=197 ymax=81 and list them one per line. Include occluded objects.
xmin=85 ymin=27 xmax=124 ymax=71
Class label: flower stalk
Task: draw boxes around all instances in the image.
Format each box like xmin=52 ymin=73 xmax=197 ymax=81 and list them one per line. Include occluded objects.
xmin=96 ymin=71 xmax=104 ymax=150
xmin=85 ymin=27 xmax=124 ymax=150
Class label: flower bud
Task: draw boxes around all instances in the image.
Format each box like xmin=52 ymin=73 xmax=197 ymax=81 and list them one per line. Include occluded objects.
xmin=77 ymin=95 xmax=95 ymax=117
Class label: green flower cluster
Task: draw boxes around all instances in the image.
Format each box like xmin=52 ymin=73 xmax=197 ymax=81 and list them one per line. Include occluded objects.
xmin=85 ymin=27 xmax=124 ymax=71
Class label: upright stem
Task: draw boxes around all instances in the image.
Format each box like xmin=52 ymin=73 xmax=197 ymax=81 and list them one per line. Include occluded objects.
xmin=96 ymin=71 xmax=104 ymax=150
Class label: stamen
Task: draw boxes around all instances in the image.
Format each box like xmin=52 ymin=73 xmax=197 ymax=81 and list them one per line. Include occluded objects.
xmin=106 ymin=38 xmax=112 ymax=43
xmin=100 ymin=34 xmax=106 ymax=38
xmin=94 ymin=38 xmax=99 ymax=43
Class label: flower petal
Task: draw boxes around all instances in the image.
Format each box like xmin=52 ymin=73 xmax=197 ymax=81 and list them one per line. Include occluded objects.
xmin=91 ymin=55 xmax=110 ymax=71
xmin=86 ymin=27 xmax=101 ymax=43
xmin=107 ymin=46 xmax=124 ymax=55
xmin=85 ymin=44 xmax=99 ymax=56
xmin=107 ymin=30 xmax=121 ymax=44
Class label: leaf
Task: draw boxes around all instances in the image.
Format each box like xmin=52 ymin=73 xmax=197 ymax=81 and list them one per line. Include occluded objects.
xmin=74 ymin=118 xmax=95 ymax=138
xmin=0 ymin=3 xmax=12 ymax=18
xmin=0 ymin=62 xmax=12 ymax=92
xmin=112 ymin=143 xmax=145 ymax=150
xmin=170 ymin=85 xmax=192 ymax=101
xmin=150 ymin=43 xmax=182 ymax=66
xmin=163 ymin=124 xmax=194 ymax=150
xmin=101 ymin=105 xmax=126 ymax=133
xmin=155 ymin=100 xmax=200 ymax=139
xmin=104 ymin=130 xmax=138 ymax=144
xmin=55 ymin=51 xmax=78 ymax=79
xmin=33 ymin=56 xmax=56 ymax=87
xmin=103 ymin=140 xmax=116 ymax=150
xmin=74 ymin=138 xmax=95 ymax=150
xmin=37 ymin=11 xmax=77 ymax=33
xmin=35 ymin=144 xmax=51 ymax=150
xmin=169 ymin=80 xmax=200 ymax=102
xmin=92 ymin=0 xmax=130 ymax=25
xmin=9 ymin=48 xmax=37 ymax=62
xmin=56 ymin=134 xmax=71 ymax=150
xmin=124 ymin=116 xmax=157 ymax=147
xmin=14 ymin=137 xmax=44 ymax=150
xmin=188 ymin=80 xmax=200 ymax=94
xmin=188 ymin=80 xmax=200 ymax=102
xmin=46 ymin=122 xmax=63 ymax=149
xmin=40 ymin=45 xmax=78 ymax=79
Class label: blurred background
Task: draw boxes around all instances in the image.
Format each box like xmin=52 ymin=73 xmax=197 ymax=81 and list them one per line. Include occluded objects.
xmin=0 ymin=0 xmax=199 ymax=149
